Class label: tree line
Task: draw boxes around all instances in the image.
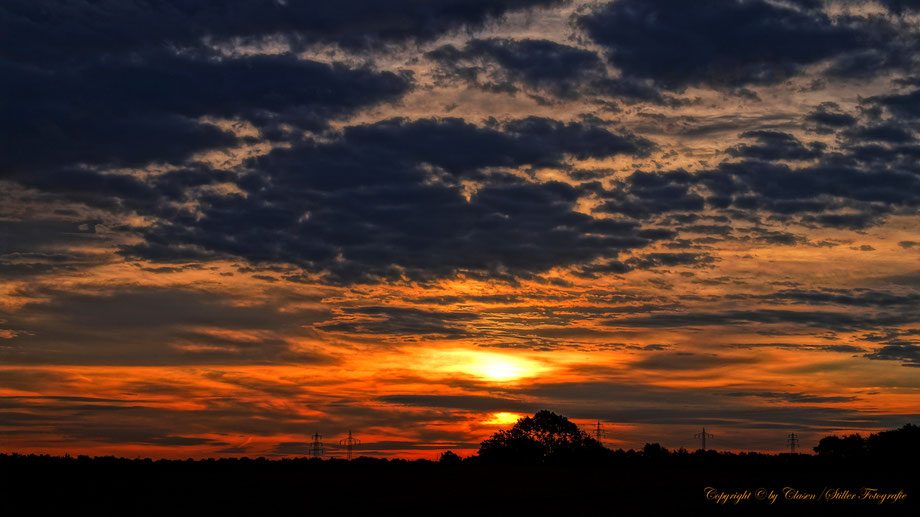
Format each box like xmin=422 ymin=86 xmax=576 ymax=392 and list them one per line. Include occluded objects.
xmin=440 ymin=410 xmax=920 ymax=466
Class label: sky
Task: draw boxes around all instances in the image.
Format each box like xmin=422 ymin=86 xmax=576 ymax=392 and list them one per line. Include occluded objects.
xmin=2 ymin=0 xmax=920 ymax=459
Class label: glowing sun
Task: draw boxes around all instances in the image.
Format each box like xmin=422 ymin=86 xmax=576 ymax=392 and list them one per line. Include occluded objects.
xmin=432 ymin=350 xmax=548 ymax=382
xmin=482 ymin=412 xmax=523 ymax=426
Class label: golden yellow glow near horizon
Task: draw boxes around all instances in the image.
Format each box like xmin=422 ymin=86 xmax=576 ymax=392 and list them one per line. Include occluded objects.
xmin=483 ymin=412 xmax=523 ymax=426
xmin=419 ymin=349 xmax=551 ymax=382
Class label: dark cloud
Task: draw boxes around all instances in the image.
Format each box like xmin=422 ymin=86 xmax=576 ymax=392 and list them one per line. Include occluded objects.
xmin=0 ymin=370 xmax=76 ymax=392
xmin=428 ymin=38 xmax=605 ymax=97
xmin=0 ymin=286 xmax=332 ymax=365
xmin=0 ymin=217 xmax=122 ymax=279
xmin=598 ymin=169 xmax=704 ymax=219
xmin=316 ymin=306 xmax=477 ymax=337
xmin=865 ymin=343 xmax=920 ymax=367
xmin=1 ymin=0 xmax=566 ymax=64
xmin=862 ymin=329 xmax=920 ymax=367
xmin=724 ymin=391 xmax=858 ymax=403
xmin=878 ymin=0 xmax=920 ymax=14
xmin=726 ymin=342 xmax=865 ymax=353
xmin=272 ymin=442 xmax=318 ymax=456
xmin=0 ymin=395 xmax=154 ymax=405
xmin=763 ymin=288 xmax=920 ymax=308
xmin=383 ymin=382 xmax=917 ymax=432
xmin=2 ymin=0 xmax=573 ymax=176
xmin=577 ymin=252 xmax=714 ymax=278
xmin=806 ymin=102 xmax=858 ymax=129
xmin=507 ymin=380 xmax=908 ymax=432
xmin=626 ymin=252 xmax=716 ymax=270
xmin=631 ymin=352 xmax=757 ymax=371
xmin=677 ymin=224 xmax=734 ymax=237
xmin=7 ymin=168 xmax=231 ymax=229
xmin=346 ymin=116 xmax=653 ymax=175
xmin=727 ymin=131 xmax=825 ymax=161
xmin=801 ymin=212 xmax=883 ymax=230
xmin=2 ymin=54 xmax=410 ymax=174
xmin=123 ymin=117 xmax=658 ymax=283
xmin=380 ymin=394 xmax=535 ymax=412
xmin=428 ymin=38 xmax=679 ymax=104
xmin=578 ymin=0 xmax=872 ymax=89
xmin=873 ymin=87 xmax=920 ymax=119
xmin=608 ymin=309 xmax=918 ymax=331
xmin=0 ymin=219 xmax=106 ymax=255
xmin=57 ymin=423 xmax=227 ymax=447
xmin=847 ymin=123 xmax=917 ymax=144
xmin=577 ymin=252 xmax=716 ymax=277
xmin=695 ymin=157 xmax=920 ymax=228
xmin=0 ymin=395 xmax=344 ymax=447
xmin=0 ymin=250 xmax=109 ymax=279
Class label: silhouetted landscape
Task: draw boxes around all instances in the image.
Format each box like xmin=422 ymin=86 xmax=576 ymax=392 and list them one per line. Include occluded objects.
xmin=2 ymin=411 xmax=915 ymax=515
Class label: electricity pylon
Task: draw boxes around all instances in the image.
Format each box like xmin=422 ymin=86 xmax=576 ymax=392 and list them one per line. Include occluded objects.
xmin=310 ymin=432 xmax=324 ymax=458
xmin=787 ymin=433 xmax=799 ymax=454
xmin=593 ymin=421 xmax=606 ymax=442
xmin=694 ymin=427 xmax=714 ymax=450
xmin=339 ymin=430 xmax=360 ymax=460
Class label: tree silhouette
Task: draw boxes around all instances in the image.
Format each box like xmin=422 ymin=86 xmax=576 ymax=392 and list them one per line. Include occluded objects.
xmin=814 ymin=424 xmax=920 ymax=459
xmin=642 ymin=442 xmax=669 ymax=457
xmin=813 ymin=433 xmax=868 ymax=458
xmin=477 ymin=410 xmax=609 ymax=465
xmin=439 ymin=450 xmax=461 ymax=465
xmin=867 ymin=423 xmax=920 ymax=459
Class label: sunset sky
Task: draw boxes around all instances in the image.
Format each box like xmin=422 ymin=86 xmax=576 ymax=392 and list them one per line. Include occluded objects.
xmin=3 ymin=0 xmax=920 ymax=459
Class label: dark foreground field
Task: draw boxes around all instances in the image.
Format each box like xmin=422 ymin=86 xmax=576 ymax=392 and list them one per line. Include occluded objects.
xmin=0 ymin=453 xmax=916 ymax=516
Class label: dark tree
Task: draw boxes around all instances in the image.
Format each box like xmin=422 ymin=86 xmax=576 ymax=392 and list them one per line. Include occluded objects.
xmin=476 ymin=410 xmax=609 ymax=465
xmin=815 ymin=424 xmax=920 ymax=459
xmin=813 ymin=433 xmax=868 ymax=458
xmin=867 ymin=423 xmax=920 ymax=459
xmin=439 ymin=450 xmax=462 ymax=465
xmin=642 ymin=442 xmax=669 ymax=457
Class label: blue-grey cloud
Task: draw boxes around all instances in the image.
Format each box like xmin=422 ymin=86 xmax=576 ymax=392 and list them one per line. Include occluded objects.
xmin=578 ymin=0 xmax=895 ymax=89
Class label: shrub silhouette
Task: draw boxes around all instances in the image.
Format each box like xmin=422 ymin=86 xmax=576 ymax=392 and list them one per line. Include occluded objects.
xmin=477 ymin=410 xmax=608 ymax=465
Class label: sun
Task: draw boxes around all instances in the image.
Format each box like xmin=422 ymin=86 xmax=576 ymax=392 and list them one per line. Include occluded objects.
xmin=482 ymin=412 xmax=522 ymax=426
xmin=453 ymin=351 xmax=547 ymax=382
xmin=414 ymin=348 xmax=552 ymax=383
xmin=475 ymin=356 xmax=533 ymax=382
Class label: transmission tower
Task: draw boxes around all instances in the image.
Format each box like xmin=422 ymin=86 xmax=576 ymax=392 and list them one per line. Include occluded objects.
xmin=787 ymin=433 xmax=799 ymax=454
xmin=339 ymin=430 xmax=360 ymax=460
xmin=694 ymin=427 xmax=714 ymax=450
xmin=593 ymin=421 xmax=606 ymax=442
xmin=310 ymin=432 xmax=324 ymax=458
